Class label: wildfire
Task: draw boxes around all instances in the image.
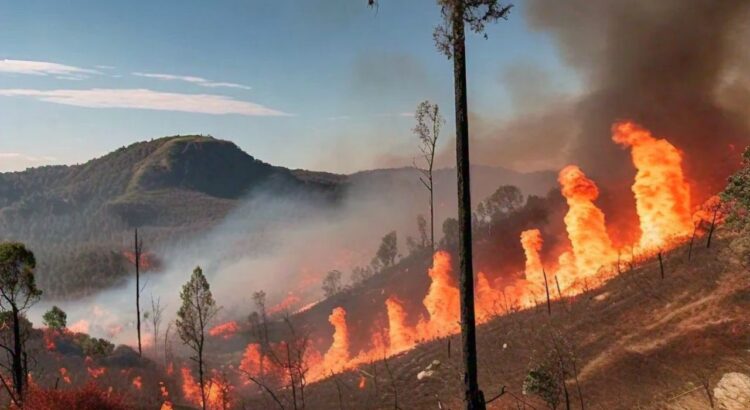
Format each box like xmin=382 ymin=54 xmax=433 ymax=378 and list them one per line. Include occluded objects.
xmin=132 ymin=375 xmax=142 ymax=390
xmin=613 ymin=121 xmax=692 ymax=250
xmin=44 ymin=329 xmax=58 ymax=351
xmin=475 ymin=272 xmax=501 ymax=320
xmin=358 ymin=375 xmax=366 ymax=389
xmin=385 ymin=297 xmax=416 ymax=354
xmin=182 ymin=367 xmax=232 ymax=410
xmin=59 ymin=368 xmax=71 ymax=384
xmin=209 ymin=320 xmax=240 ymax=339
xmin=558 ymin=165 xmax=618 ymax=283
xmin=160 ymin=381 xmax=170 ymax=400
xmin=268 ymin=293 xmax=302 ymax=315
xmin=417 ymin=251 xmax=460 ymax=337
xmin=520 ymin=229 xmax=544 ymax=285
xmin=239 ymin=343 xmax=263 ymax=376
xmin=86 ymin=362 xmax=106 ymax=379
xmin=321 ymin=307 xmax=350 ymax=372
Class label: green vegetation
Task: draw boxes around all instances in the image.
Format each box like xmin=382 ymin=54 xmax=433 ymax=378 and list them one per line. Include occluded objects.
xmin=42 ymin=306 xmax=67 ymax=329
xmin=176 ymin=266 xmax=219 ymax=410
xmin=0 ymin=135 xmax=338 ymax=298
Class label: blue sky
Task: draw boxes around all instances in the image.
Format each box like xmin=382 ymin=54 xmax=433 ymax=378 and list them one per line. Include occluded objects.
xmin=0 ymin=0 xmax=577 ymax=173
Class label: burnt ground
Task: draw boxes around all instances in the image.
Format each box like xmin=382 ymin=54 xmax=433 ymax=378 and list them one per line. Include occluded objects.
xmin=257 ymin=234 xmax=750 ymax=410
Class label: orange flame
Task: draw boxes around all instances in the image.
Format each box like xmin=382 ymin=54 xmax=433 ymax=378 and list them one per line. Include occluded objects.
xmin=181 ymin=367 xmax=230 ymax=409
xmin=520 ymin=229 xmax=545 ymax=285
xmin=385 ymin=296 xmax=417 ymax=354
xmin=239 ymin=343 xmax=263 ymax=376
xmin=358 ymin=375 xmax=366 ymax=389
xmin=558 ymin=165 xmax=618 ymax=281
xmin=132 ymin=375 xmax=142 ymax=390
xmin=417 ymin=251 xmax=460 ymax=337
xmin=613 ymin=121 xmax=692 ymax=250
xmin=59 ymin=367 xmax=71 ymax=384
xmin=321 ymin=307 xmax=350 ymax=372
xmin=209 ymin=320 xmax=239 ymax=339
xmin=475 ymin=272 xmax=501 ymax=321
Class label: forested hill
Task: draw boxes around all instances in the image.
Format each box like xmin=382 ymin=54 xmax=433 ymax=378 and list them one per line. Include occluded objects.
xmin=0 ymin=135 xmax=342 ymax=298
xmin=0 ymin=135 xmax=556 ymax=299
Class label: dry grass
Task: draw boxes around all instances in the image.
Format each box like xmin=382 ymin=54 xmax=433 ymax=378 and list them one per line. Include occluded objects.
xmin=280 ymin=234 xmax=750 ymax=409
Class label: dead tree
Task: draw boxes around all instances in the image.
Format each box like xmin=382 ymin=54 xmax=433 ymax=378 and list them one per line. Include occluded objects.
xmin=367 ymin=3 xmax=512 ymax=407
xmin=148 ymin=295 xmax=165 ymax=358
xmin=134 ymin=228 xmax=144 ymax=356
xmin=542 ymin=268 xmax=551 ymax=316
xmin=658 ymin=251 xmax=664 ymax=280
xmin=413 ymin=100 xmax=444 ymax=252
xmin=435 ymin=2 xmax=513 ymax=408
xmin=688 ymin=219 xmax=701 ymax=261
xmin=706 ymin=203 xmax=719 ymax=248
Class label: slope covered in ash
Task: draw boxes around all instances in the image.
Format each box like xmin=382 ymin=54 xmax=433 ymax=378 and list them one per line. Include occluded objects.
xmin=290 ymin=235 xmax=750 ymax=409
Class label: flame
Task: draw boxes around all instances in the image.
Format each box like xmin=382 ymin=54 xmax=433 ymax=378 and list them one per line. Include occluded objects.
xmin=181 ymin=367 xmax=202 ymax=406
xmin=321 ymin=307 xmax=350 ymax=372
xmin=123 ymin=250 xmax=158 ymax=271
xmin=555 ymin=251 xmax=577 ymax=291
xmin=132 ymin=375 xmax=142 ymax=390
xmin=69 ymin=319 xmax=90 ymax=334
xmin=385 ymin=296 xmax=417 ymax=354
xmin=520 ymin=229 xmax=544 ymax=285
xmin=181 ymin=367 xmax=230 ymax=409
xmin=209 ymin=320 xmax=239 ymax=339
xmin=239 ymin=343 xmax=263 ymax=376
xmin=86 ymin=362 xmax=106 ymax=379
xmin=44 ymin=329 xmax=58 ymax=351
xmin=417 ymin=251 xmax=460 ymax=337
xmin=268 ymin=293 xmax=301 ymax=315
xmin=558 ymin=165 xmax=618 ymax=280
xmin=475 ymin=272 xmax=501 ymax=321
xmin=358 ymin=375 xmax=366 ymax=389
xmin=59 ymin=368 xmax=71 ymax=384
xmin=612 ymin=121 xmax=692 ymax=249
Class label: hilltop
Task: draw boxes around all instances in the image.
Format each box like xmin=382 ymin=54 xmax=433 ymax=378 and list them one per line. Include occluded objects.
xmin=0 ymin=135 xmax=555 ymax=298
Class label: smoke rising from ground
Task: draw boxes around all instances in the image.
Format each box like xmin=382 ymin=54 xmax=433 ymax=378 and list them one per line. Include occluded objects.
xmin=29 ymin=167 xmax=553 ymax=345
xmin=526 ymin=0 xmax=750 ymax=197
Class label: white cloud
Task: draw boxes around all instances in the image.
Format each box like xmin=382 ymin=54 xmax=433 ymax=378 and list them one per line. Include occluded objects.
xmin=0 ymin=88 xmax=289 ymax=116
xmin=0 ymin=152 xmax=57 ymax=172
xmin=133 ymin=72 xmax=252 ymax=90
xmin=0 ymin=59 xmax=99 ymax=79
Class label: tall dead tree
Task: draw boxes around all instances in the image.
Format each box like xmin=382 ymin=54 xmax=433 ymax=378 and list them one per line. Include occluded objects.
xmin=367 ymin=2 xmax=512 ymax=408
xmin=435 ymin=2 xmax=512 ymax=408
xmin=413 ymin=100 xmax=444 ymax=252
xmin=134 ymin=228 xmax=143 ymax=356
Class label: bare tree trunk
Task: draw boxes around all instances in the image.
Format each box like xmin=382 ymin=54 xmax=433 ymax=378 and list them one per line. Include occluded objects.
xmin=12 ymin=305 xmax=23 ymax=400
xmin=430 ymin=183 xmax=435 ymax=253
xmin=451 ymin=3 xmax=484 ymax=409
xmin=688 ymin=220 xmax=700 ymax=260
xmin=658 ymin=251 xmax=664 ymax=280
xmin=555 ymin=275 xmax=563 ymax=300
xmin=542 ymin=268 xmax=551 ymax=316
xmin=707 ymin=207 xmax=718 ymax=248
xmin=135 ymin=228 xmax=142 ymax=356
xmin=199 ymin=341 xmax=207 ymax=410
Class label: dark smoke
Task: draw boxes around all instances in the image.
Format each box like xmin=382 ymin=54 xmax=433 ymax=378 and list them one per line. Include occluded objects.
xmin=526 ymin=0 xmax=750 ymax=199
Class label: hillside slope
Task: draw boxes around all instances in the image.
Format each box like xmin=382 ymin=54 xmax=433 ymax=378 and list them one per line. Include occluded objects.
xmin=267 ymin=235 xmax=749 ymax=409
xmin=0 ymin=136 xmax=556 ymax=299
